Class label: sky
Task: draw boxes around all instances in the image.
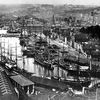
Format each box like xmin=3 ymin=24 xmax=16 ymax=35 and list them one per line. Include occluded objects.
xmin=0 ymin=0 xmax=100 ymax=6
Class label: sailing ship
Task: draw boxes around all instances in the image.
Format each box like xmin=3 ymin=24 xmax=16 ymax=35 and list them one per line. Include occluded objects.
xmin=34 ymin=40 xmax=54 ymax=70
xmin=51 ymin=46 xmax=91 ymax=89
xmin=22 ymin=46 xmax=35 ymax=57
xmin=34 ymin=52 xmax=54 ymax=70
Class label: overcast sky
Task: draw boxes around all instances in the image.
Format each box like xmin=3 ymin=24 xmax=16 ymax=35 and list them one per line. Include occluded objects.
xmin=0 ymin=0 xmax=100 ymax=6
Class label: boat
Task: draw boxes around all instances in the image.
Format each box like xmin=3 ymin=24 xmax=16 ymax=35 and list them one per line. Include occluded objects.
xmin=34 ymin=56 xmax=54 ymax=70
xmin=22 ymin=45 xmax=36 ymax=57
xmin=19 ymin=38 xmax=27 ymax=46
xmin=64 ymin=55 xmax=89 ymax=66
xmin=23 ymin=50 xmax=35 ymax=57
xmin=34 ymin=49 xmax=54 ymax=70
xmin=67 ymin=68 xmax=100 ymax=78
xmin=50 ymin=47 xmax=91 ymax=89
xmin=62 ymin=77 xmax=91 ymax=89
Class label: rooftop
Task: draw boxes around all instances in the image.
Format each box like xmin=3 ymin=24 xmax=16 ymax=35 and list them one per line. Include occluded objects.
xmin=0 ymin=72 xmax=12 ymax=96
xmin=10 ymin=74 xmax=34 ymax=86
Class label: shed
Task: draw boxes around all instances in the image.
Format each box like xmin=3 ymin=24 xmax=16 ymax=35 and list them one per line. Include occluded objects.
xmin=10 ymin=74 xmax=34 ymax=95
xmin=10 ymin=75 xmax=34 ymax=87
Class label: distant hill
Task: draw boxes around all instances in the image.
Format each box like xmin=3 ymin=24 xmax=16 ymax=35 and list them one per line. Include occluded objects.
xmin=0 ymin=4 xmax=100 ymax=21
xmin=0 ymin=4 xmax=33 ymax=14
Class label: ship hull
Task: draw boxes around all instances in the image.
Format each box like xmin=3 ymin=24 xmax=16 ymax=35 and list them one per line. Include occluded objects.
xmin=34 ymin=58 xmax=54 ymax=70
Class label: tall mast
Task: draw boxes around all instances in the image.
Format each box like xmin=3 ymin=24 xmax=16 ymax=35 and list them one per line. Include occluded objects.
xmin=15 ymin=42 xmax=17 ymax=66
xmin=89 ymin=55 xmax=92 ymax=81
xmin=1 ymin=42 xmax=2 ymax=61
xmin=4 ymin=39 xmax=5 ymax=57
xmin=23 ymin=56 xmax=25 ymax=69
xmin=10 ymin=46 xmax=12 ymax=61
xmin=7 ymin=40 xmax=9 ymax=59
xmin=62 ymin=42 xmax=64 ymax=57
xmin=89 ymin=55 xmax=92 ymax=70
xmin=23 ymin=18 xmax=25 ymax=37
xmin=12 ymin=20 xmax=15 ymax=30
xmin=57 ymin=49 xmax=59 ymax=79
xmin=52 ymin=15 xmax=55 ymax=25
xmin=77 ymin=49 xmax=81 ymax=83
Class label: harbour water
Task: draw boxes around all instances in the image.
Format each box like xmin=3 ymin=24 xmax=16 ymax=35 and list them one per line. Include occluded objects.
xmin=0 ymin=37 xmax=68 ymax=79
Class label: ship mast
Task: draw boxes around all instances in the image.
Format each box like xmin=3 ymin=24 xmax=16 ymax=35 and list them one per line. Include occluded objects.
xmin=15 ymin=42 xmax=17 ymax=66
xmin=89 ymin=55 xmax=92 ymax=81
xmin=89 ymin=55 xmax=92 ymax=71
xmin=77 ymin=49 xmax=81 ymax=83
xmin=23 ymin=56 xmax=25 ymax=70
xmin=7 ymin=40 xmax=10 ymax=59
xmin=4 ymin=39 xmax=5 ymax=57
xmin=10 ymin=46 xmax=12 ymax=61
xmin=1 ymin=41 xmax=2 ymax=61
xmin=57 ymin=49 xmax=59 ymax=79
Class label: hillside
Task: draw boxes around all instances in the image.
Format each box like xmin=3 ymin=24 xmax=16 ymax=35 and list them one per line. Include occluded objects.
xmin=0 ymin=4 xmax=100 ymax=21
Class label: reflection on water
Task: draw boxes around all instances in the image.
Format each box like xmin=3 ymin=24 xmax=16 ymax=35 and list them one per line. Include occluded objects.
xmin=0 ymin=37 xmax=68 ymax=79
